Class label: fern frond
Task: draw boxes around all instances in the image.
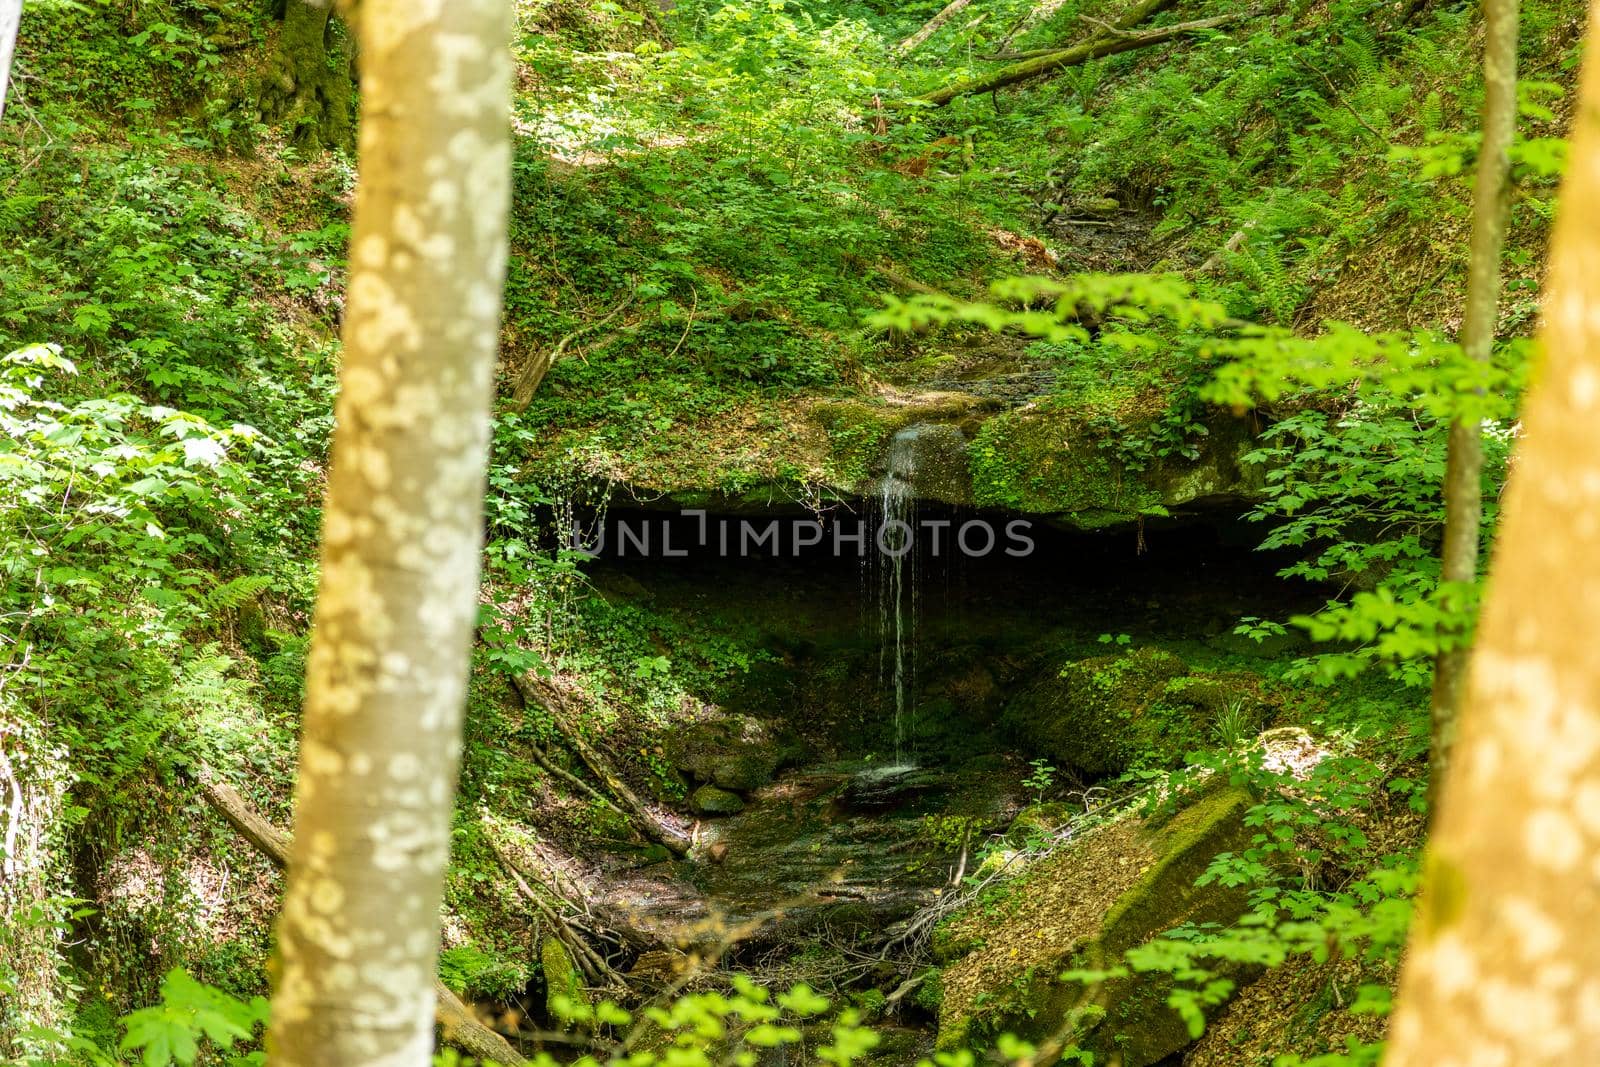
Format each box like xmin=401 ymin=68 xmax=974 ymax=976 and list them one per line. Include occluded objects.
xmin=202 ymin=574 xmax=274 ymax=613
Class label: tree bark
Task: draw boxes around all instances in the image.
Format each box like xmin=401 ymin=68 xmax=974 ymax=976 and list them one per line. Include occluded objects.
xmin=198 ymin=779 xmax=527 ymax=1066
xmin=0 ymin=0 xmax=20 ymax=123
xmin=896 ymin=0 xmax=977 ymax=56
xmin=260 ymin=0 xmax=354 ymax=150
xmin=264 ymin=2 xmax=514 ymax=1065
xmin=1385 ymin=3 xmax=1600 ymax=1058
xmin=918 ymin=12 xmax=1245 ymax=106
xmin=1426 ymin=0 xmax=1517 ymax=780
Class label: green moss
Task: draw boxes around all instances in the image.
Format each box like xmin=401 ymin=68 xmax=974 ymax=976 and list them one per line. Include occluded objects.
xmin=1101 ymin=787 xmax=1254 ymax=953
xmin=541 ymin=937 xmax=590 ymax=1019
xmin=1001 ymin=649 xmax=1274 ymax=775
xmin=811 ymin=400 xmax=900 ymax=489
xmin=969 ymin=407 xmax=1161 ymax=522
xmin=935 ymin=787 xmax=1254 ymax=1065
xmin=914 ymin=968 xmax=945 ymax=1013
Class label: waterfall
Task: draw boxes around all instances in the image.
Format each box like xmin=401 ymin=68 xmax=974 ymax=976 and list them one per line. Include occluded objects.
xmin=874 ymin=426 xmax=921 ymax=760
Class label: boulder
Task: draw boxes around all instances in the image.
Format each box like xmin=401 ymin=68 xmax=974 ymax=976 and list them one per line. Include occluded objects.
xmin=839 ymin=763 xmax=943 ymax=811
xmin=934 ymin=785 xmax=1254 ymax=1065
xmin=667 ymin=713 xmax=781 ymax=792
xmin=689 ymin=784 xmax=745 ymax=816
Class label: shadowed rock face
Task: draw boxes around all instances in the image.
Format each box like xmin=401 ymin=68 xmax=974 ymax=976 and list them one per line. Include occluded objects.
xmin=668 ymin=714 xmax=781 ymax=792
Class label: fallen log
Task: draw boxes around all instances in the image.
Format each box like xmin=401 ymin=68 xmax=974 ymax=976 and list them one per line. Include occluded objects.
xmin=841 ymin=254 xmax=956 ymax=298
xmin=918 ymin=10 xmax=1248 ymax=106
xmin=198 ymin=777 xmax=528 ymax=1066
xmin=896 ymin=0 xmax=976 ymax=55
xmin=989 ymin=0 xmax=1180 ymax=55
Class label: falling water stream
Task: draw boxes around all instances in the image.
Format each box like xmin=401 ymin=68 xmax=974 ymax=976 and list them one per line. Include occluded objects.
xmin=875 ymin=426 xmax=922 ymax=760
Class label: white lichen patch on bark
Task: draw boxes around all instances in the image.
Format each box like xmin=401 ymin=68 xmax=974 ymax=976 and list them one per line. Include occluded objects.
xmin=266 ymin=2 xmax=514 ymax=1065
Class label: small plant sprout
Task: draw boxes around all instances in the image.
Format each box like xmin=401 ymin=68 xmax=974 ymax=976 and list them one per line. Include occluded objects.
xmin=1024 ymin=758 xmax=1056 ymax=805
xmin=1213 ymin=697 xmax=1254 ymax=751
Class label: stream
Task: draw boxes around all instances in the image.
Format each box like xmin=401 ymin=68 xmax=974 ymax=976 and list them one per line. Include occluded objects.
xmin=598 ymin=756 xmax=1028 ymax=953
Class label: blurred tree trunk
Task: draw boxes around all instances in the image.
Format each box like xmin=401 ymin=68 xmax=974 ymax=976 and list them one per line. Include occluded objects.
xmin=1428 ymin=0 xmax=1518 ymax=775
xmin=1386 ymin=3 xmax=1600 ymax=1060
xmin=1 ymin=0 xmax=20 ymax=122
xmin=201 ymin=779 xmax=526 ymax=1065
xmin=260 ymin=0 xmax=354 ymax=150
xmin=264 ymin=0 xmax=513 ymax=1063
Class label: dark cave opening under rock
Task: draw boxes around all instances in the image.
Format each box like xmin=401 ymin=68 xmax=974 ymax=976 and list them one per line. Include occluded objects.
xmin=580 ymin=501 xmax=1326 ymax=774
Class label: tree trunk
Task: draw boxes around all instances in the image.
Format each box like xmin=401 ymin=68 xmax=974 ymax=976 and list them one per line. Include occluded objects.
xmin=1 ymin=0 xmax=20 ymax=123
xmin=918 ymin=12 xmax=1245 ymax=106
xmin=896 ymin=0 xmax=977 ymax=56
xmin=260 ymin=0 xmax=354 ymax=151
xmin=264 ymin=0 xmax=514 ymax=1064
xmin=1426 ymin=0 xmax=1517 ymax=780
xmin=1385 ymin=3 xmax=1600 ymax=1058
xmin=199 ymin=779 xmax=527 ymax=1066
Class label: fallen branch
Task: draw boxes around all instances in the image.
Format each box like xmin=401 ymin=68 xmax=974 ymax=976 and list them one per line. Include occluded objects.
xmin=1291 ymin=53 xmax=1385 ymax=142
xmin=883 ymin=972 xmax=927 ymax=1012
xmin=841 ymin=254 xmax=955 ymax=298
xmin=920 ymin=10 xmax=1249 ymax=106
xmin=991 ymin=0 xmax=1076 ymax=53
xmin=1198 ymin=219 xmax=1258 ymax=274
xmin=527 ymin=740 xmax=628 ymax=818
xmin=508 ymin=673 xmax=693 ymax=856
xmin=992 ymin=0 xmax=1179 ymax=54
xmin=511 ymin=298 xmax=632 ymax=411
xmin=198 ymin=777 xmax=528 ymax=1066
xmin=896 ymin=0 xmax=976 ymax=56
xmin=488 ymin=837 xmax=622 ymax=988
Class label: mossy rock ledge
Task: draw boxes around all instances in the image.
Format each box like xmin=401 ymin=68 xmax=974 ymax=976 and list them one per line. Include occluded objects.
xmin=1000 ymin=647 xmax=1275 ymax=776
xmin=932 ymin=786 xmax=1254 ymax=1065
xmin=535 ymin=401 xmax=1262 ymax=531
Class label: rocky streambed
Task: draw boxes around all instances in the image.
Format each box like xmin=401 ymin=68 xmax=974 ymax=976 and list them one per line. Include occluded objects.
xmin=596 ymin=756 xmax=1031 ymax=954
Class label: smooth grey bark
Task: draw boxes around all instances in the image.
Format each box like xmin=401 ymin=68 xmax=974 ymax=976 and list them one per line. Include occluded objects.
xmin=1387 ymin=0 xmax=1600 ymax=1053
xmin=1427 ymin=0 xmax=1518 ymax=772
xmin=1 ymin=0 xmax=21 ymax=123
xmin=201 ymin=778 xmax=527 ymax=1066
xmin=264 ymin=1 xmax=514 ymax=1064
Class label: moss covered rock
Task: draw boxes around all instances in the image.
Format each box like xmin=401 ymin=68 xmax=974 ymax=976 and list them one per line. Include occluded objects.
xmin=689 ymin=784 xmax=746 ymax=816
xmin=1000 ymin=648 xmax=1273 ymax=775
xmin=968 ymin=405 xmax=1260 ymax=528
xmin=668 ymin=714 xmax=781 ymax=792
xmin=934 ymin=785 xmax=1254 ymax=1064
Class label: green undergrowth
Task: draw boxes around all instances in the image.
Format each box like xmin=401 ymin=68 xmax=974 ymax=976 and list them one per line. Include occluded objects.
xmin=0 ymin=0 xmax=1573 ymax=1061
